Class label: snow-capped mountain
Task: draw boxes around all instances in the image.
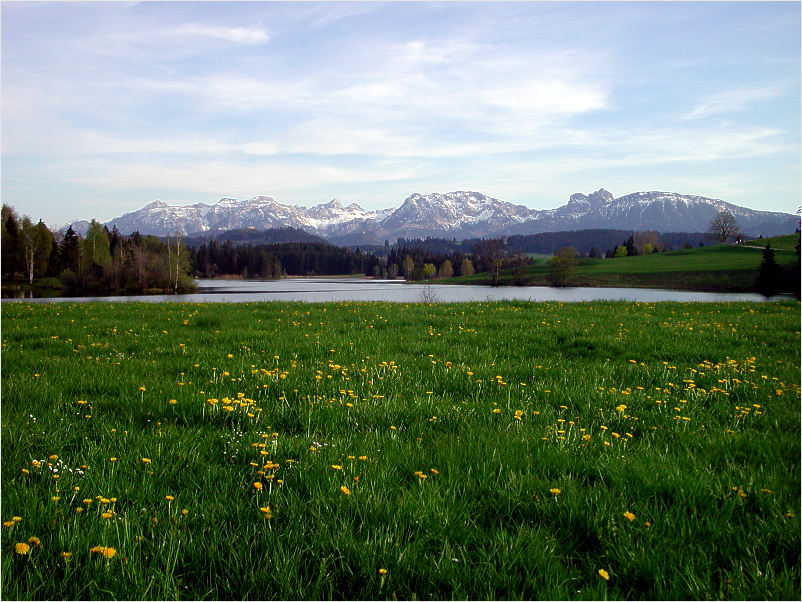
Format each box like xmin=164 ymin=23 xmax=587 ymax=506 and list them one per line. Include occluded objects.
xmin=70 ymin=189 xmax=798 ymax=242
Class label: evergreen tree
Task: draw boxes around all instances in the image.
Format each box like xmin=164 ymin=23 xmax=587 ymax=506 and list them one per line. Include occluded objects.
xmin=757 ymin=243 xmax=782 ymax=297
xmin=59 ymin=226 xmax=82 ymax=274
xmin=1 ymin=204 xmax=22 ymax=277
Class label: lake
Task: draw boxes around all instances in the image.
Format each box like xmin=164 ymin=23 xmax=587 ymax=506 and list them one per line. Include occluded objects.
xmin=0 ymin=278 xmax=774 ymax=303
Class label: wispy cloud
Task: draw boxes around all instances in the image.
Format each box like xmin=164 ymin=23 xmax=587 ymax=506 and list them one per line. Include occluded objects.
xmin=1 ymin=1 xmax=799 ymax=225
xmin=171 ymin=23 xmax=269 ymax=45
xmin=682 ymin=84 xmax=791 ymax=120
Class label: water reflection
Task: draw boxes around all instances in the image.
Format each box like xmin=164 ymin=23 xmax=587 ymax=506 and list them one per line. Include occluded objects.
xmin=1 ymin=278 xmax=773 ymax=303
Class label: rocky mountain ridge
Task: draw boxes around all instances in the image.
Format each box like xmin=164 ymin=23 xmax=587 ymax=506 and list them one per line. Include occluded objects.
xmin=68 ymin=189 xmax=799 ymax=243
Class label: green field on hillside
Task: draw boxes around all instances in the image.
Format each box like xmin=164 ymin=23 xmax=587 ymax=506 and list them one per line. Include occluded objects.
xmin=457 ymin=238 xmax=799 ymax=292
xmin=1 ymin=300 xmax=799 ymax=600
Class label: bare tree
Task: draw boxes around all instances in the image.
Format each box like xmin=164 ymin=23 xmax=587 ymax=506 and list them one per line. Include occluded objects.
xmin=473 ymin=237 xmax=507 ymax=286
xmin=20 ymin=217 xmax=39 ymax=285
xmin=708 ymin=211 xmax=741 ymax=243
xmin=549 ymin=246 xmax=578 ymax=287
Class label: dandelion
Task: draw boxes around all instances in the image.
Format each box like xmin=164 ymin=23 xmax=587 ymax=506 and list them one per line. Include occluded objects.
xmin=101 ymin=512 xmax=113 ymax=519
xmin=61 ymin=552 xmax=72 ymax=559
xmin=379 ymin=568 xmax=388 ymax=575
xmin=28 ymin=536 xmax=41 ymax=547
xmin=331 ymin=465 xmax=342 ymax=470
xmin=623 ymin=511 xmax=636 ymax=521
xmin=165 ymin=495 xmax=174 ymax=502
xmin=12 ymin=516 xmax=22 ymax=523
xmin=91 ymin=546 xmax=117 ymax=559
xmin=3 ymin=521 xmax=14 ymax=528
xmin=253 ymin=482 xmax=263 ymax=491
xmin=15 ymin=542 xmax=30 ymax=555
xmin=549 ymin=488 xmax=561 ymax=495
xmin=340 ymin=486 xmax=352 ymax=495
xmin=598 ymin=568 xmax=610 ymax=581
xmin=141 ymin=458 xmax=151 ymax=464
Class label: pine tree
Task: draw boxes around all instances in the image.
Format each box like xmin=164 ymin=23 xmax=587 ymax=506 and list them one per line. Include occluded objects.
xmin=757 ymin=243 xmax=782 ymax=297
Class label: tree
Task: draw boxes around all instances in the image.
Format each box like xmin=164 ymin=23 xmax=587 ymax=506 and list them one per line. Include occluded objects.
xmin=549 ymin=246 xmax=578 ymax=287
xmin=473 ymin=237 xmax=507 ymax=286
xmin=438 ymin=259 xmax=454 ymax=279
xmin=20 ymin=217 xmax=39 ymax=285
xmin=633 ymin=231 xmax=662 ymax=254
xmin=460 ymin=257 xmax=474 ymax=277
xmin=402 ymin=255 xmax=415 ymax=280
xmin=83 ymin=219 xmax=111 ymax=268
xmin=708 ymin=211 xmax=741 ymax=243
xmin=59 ymin=226 xmax=82 ymax=274
xmin=757 ymin=243 xmax=782 ymax=297
xmin=1 ymin=204 xmax=22 ymax=277
xmin=422 ymin=263 xmax=436 ymax=280
xmin=33 ymin=220 xmax=53 ymax=279
xmin=614 ymin=245 xmax=628 ymax=258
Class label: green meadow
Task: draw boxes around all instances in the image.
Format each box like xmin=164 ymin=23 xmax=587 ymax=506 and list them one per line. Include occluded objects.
xmin=458 ymin=237 xmax=800 ymax=292
xmin=1 ymin=300 xmax=800 ymax=600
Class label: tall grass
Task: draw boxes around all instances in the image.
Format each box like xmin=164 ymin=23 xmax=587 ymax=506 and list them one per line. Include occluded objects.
xmin=1 ymin=300 xmax=799 ymax=600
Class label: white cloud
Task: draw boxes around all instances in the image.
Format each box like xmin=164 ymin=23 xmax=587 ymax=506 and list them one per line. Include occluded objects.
xmin=171 ymin=23 xmax=269 ymax=45
xmin=682 ymin=84 xmax=790 ymax=120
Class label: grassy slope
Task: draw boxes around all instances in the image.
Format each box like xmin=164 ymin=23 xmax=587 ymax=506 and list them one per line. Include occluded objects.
xmin=1 ymin=300 xmax=800 ymax=600
xmin=454 ymin=237 xmax=800 ymax=292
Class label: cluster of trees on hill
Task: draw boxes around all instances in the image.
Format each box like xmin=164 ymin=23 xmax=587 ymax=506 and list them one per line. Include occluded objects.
xmin=1 ymin=205 xmax=194 ymax=294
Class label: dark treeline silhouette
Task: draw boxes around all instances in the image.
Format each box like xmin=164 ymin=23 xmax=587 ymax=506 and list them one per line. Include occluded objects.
xmin=183 ymin=226 xmax=327 ymax=248
xmin=1 ymin=204 xmax=194 ymax=294
xmin=190 ymin=241 xmax=377 ymax=278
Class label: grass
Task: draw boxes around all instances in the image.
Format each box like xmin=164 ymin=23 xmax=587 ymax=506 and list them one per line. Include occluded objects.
xmin=454 ymin=238 xmax=800 ymax=292
xmin=1 ymin=299 xmax=800 ymax=600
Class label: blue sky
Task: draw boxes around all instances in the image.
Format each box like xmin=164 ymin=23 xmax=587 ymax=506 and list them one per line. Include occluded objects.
xmin=2 ymin=1 xmax=800 ymax=227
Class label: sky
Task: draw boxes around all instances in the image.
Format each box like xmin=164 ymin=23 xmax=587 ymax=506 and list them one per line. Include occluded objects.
xmin=2 ymin=1 xmax=800 ymax=228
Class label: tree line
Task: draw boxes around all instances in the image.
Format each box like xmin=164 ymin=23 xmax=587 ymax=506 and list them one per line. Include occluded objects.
xmin=2 ymin=205 xmax=194 ymax=294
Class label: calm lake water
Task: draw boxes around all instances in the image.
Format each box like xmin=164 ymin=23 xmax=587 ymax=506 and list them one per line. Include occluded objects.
xmin=1 ymin=278 xmax=773 ymax=303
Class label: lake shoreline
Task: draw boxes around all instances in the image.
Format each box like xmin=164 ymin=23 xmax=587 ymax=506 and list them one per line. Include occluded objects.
xmin=1 ymin=277 xmax=781 ymax=304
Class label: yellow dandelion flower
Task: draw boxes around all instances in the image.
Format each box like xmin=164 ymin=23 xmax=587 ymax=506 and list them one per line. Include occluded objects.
xmin=12 ymin=516 xmax=22 ymax=523
xmin=141 ymin=458 xmax=151 ymax=464
xmin=61 ymin=551 xmax=72 ymax=559
xmin=623 ymin=511 xmax=636 ymax=521
xmin=598 ymin=569 xmax=610 ymax=581
xmin=253 ymin=482 xmax=263 ymax=491
xmin=549 ymin=488 xmax=561 ymax=495
xmin=15 ymin=542 xmax=30 ymax=555
xmin=165 ymin=495 xmax=174 ymax=502
xmin=3 ymin=521 xmax=14 ymax=528
xmin=101 ymin=512 xmax=113 ymax=519
xmin=379 ymin=568 xmax=388 ymax=575
xmin=28 ymin=536 xmax=41 ymax=547
xmin=331 ymin=465 xmax=342 ymax=470
xmin=340 ymin=486 xmax=351 ymax=495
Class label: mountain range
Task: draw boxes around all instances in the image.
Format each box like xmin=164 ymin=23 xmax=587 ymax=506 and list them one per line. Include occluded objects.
xmin=69 ymin=189 xmax=799 ymax=244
